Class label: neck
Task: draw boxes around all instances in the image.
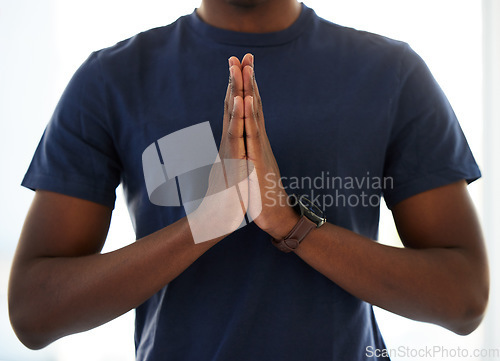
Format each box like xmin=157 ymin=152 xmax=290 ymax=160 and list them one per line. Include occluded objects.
xmin=196 ymin=0 xmax=302 ymax=33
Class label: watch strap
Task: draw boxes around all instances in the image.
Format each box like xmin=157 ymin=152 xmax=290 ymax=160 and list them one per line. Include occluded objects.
xmin=271 ymin=216 xmax=316 ymax=253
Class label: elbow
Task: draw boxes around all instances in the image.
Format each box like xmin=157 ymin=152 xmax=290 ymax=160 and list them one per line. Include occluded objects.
xmin=449 ymin=310 xmax=486 ymax=336
xmin=446 ymin=276 xmax=489 ymax=336
xmin=9 ymin=305 xmax=54 ymax=350
xmin=8 ymin=292 xmax=57 ymax=350
xmin=449 ymin=304 xmax=487 ymax=336
xmin=8 ymin=265 xmax=61 ymax=349
xmin=441 ymin=248 xmax=490 ymax=336
xmin=11 ymin=326 xmax=52 ymax=351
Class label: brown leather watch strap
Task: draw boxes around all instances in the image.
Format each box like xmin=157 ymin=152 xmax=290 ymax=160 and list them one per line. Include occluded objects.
xmin=271 ymin=216 xmax=316 ymax=253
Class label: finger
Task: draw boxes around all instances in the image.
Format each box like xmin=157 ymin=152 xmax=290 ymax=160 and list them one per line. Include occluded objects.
xmin=244 ymin=95 xmax=262 ymax=161
xmin=227 ymin=65 xmax=244 ymax=123
xmin=250 ymin=69 xmax=264 ymax=123
xmin=242 ymin=65 xmax=264 ymax=125
xmin=223 ymin=82 xmax=232 ymax=135
xmin=223 ymin=58 xmax=244 ymax=132
xmin=228 ymin=56 xmax=242 ymax=69
xmin=241 ymin=53 xmax=254 ymax=70
xmin=226 ymin=94 xmax=249 ymax=216
xmin=230 ymin=64 xmax=244 ymax=99
xmin=242 ymin=64 xmax=253 ymax=99
xmin=242 ymin=53 xmax=254 ymax=98
xmin=227 ymin=95 xmax=246 ymax=160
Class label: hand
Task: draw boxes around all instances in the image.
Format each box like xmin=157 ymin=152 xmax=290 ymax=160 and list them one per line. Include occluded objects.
xmin=239 ymin=53 xmax=299 ymax=239
xmin=189 ymin=54 xmax=298 ymax=243
xmin=187 ymin=59 xmax=250 ymax=243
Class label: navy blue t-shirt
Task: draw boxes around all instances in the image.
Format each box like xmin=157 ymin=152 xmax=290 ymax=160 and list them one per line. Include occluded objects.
xmin=22 ymin=4 xmax=480 ymax=361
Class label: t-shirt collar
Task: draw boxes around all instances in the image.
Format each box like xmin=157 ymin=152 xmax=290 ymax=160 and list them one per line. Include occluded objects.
xmin=186 ymin=3 xmax=314 ymax=47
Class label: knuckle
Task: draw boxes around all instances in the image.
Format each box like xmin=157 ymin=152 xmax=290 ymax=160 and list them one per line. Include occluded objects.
xmin=246 ymin=129 xmax=261 ymax=139
xmin=227 ymin=130 xmax=244 ymax=140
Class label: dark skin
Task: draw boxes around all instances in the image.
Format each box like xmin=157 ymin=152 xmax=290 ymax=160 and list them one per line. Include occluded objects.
xmin=9 ymin=0 xmax=489 ymax=350
xmin=197 ymin=0 xmax=302 ymax=33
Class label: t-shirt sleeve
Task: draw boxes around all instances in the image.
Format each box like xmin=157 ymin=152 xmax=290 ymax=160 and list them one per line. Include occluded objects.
xmin=21 ymin=52 xmax=122 ymax=208
xmin=383 ymin=44 xmax=481 ymax=209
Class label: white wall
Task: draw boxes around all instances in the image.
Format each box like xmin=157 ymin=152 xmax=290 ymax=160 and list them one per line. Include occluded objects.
xmin=0 ymin=1 xmax=492 ymax=360
xmin=482 ymin=1 xmax=500 ymax=360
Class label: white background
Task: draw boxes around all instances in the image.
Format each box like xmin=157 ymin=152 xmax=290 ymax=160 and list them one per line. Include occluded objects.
xmin=0 ymin=1 xmax=497 ymax=360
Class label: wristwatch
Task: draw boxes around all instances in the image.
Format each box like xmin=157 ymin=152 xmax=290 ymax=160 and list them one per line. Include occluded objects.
xmin=271 ymin=194 xmax=326 ymax=253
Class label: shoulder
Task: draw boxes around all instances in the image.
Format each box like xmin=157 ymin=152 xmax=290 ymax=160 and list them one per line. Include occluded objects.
xmin=314 ymin=14 xmax=407 ymax=53
xmin=87 ymin=14 xmax=190 ymax=75
xmin=306 ymin=12 xmax=419 ymax=79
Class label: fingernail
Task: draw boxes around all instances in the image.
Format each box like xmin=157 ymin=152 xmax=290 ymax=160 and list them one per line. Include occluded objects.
xmin=250 ymin=54 xmax=254 ymax=68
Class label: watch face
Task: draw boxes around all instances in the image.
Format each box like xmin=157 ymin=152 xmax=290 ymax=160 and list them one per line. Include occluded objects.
xmin=294 ymin=194 xmax=326 ymax=227
xmin=299 ymin=196 xmax=324 ymax=217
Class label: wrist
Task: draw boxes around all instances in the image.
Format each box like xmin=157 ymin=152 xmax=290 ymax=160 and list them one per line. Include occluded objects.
xmin=270 ymin=194 xmax=327 ymax=253
xmin=266 ymin=205 xmax=301 ymax=240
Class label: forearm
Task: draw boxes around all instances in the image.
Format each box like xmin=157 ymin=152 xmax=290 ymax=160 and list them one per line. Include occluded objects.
xmin=9 ymin=216 xmax=220 ymax=349
xmin=294 ymin=223 xmax=488 ymax=334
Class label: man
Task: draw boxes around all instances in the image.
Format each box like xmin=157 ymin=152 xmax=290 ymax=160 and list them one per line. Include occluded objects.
xmin=9 ymin=0 xmax=488 ymax=360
